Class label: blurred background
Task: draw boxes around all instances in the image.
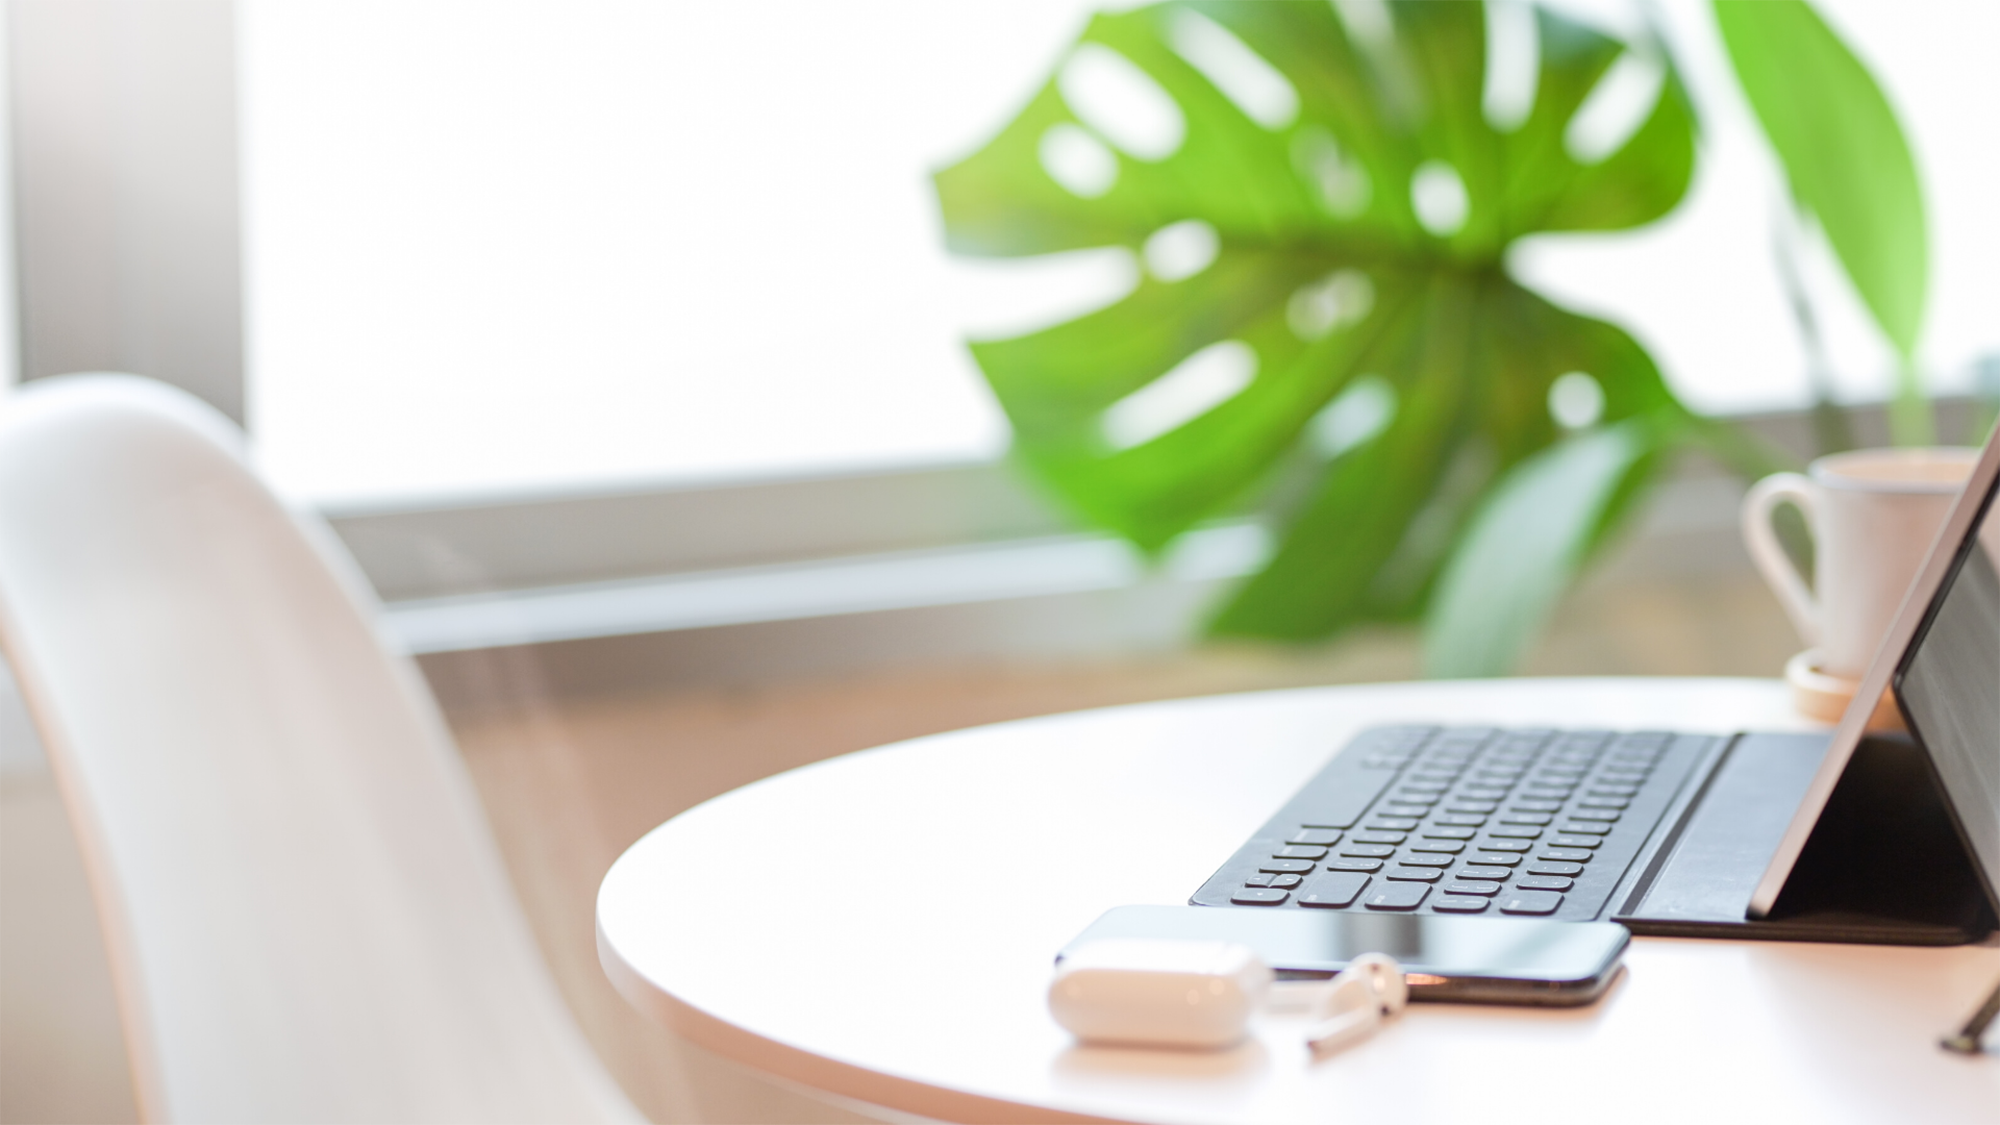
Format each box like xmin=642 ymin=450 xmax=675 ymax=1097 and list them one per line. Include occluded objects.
xmin=2 ymin=1 xmax=1995 ymax=1121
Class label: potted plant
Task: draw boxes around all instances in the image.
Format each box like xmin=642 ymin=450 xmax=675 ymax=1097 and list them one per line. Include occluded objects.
xmin=934 ymin=0 xmax=1929 ymax=675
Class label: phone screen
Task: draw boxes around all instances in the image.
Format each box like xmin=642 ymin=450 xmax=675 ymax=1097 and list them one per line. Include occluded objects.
xmin=1061 ymin=905 xmax=1629 ymax=1005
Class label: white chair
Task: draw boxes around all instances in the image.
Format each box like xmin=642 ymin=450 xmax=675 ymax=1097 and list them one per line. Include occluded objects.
xmin=0 ymin=375 xmax=644 ymax=1123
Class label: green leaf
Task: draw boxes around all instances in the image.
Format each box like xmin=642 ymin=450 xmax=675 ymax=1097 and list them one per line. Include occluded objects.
xmin=1423 ymin=419 xmax=1664 ymax=678
xmin=936 ymin=1 xmax=1698 ymax=648
xmin=1213 ymin=276 xmax=1682 ymax=639
xmin=1713 ymin=0 xmax=1928 ymax=375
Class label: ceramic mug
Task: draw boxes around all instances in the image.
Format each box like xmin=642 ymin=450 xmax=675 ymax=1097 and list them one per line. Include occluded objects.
xmin=1741 ymin=447 xmax=1977 ymax=681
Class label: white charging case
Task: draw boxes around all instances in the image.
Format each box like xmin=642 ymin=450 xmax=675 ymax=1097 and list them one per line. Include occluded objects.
xmin=1048 ymin=938 xmax=1273 ymax=1049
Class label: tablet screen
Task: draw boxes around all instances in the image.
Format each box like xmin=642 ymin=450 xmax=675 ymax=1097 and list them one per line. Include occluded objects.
xmin=1750 ymin=431 xmax=2000 ymax=920
xmin=1896 ymin=471 xmax=2000 ymax=897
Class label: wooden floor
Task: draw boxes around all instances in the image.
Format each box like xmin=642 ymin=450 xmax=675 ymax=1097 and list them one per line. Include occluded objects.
xmin=1 ymin=568 xmax=1798 ymax=1123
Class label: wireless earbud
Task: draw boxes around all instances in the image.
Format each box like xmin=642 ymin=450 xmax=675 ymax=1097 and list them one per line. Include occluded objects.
xmin=1285 ymin=953 xmax=1408 ymax=1053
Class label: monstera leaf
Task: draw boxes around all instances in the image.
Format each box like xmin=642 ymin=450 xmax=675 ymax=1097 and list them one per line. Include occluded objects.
xmin=1713 ymin=0 xmax=1932 ymax=445
xmin=935 ymin=1 xmax=1702 ymax=670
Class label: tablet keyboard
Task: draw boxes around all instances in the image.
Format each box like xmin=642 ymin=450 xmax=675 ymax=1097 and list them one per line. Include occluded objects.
xmin=1190 ymin=725 xmax=1719 ymax=922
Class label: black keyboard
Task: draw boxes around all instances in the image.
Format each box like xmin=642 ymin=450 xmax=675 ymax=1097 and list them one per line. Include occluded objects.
xmin=1191 ymin=725 xmax=1722 ymax=922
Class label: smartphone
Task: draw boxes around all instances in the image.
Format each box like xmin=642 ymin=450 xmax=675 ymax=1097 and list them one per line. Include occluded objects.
xmin=1058 ymin=905 xmax=1629 ymax=1006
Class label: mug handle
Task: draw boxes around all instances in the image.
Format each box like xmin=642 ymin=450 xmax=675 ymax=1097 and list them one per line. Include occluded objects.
xmin=1741 ymin=473 xmax=1822 ymax=649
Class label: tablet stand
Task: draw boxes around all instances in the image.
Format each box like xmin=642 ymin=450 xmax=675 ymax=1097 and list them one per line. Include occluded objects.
xmin=1941 ymin=974 xmax=2000 ymax=1055
xmin=1615 ymin=734 xmax=1996 ymax=945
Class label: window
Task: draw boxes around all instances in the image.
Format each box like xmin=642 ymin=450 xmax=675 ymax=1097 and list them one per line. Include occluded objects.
xmin=242 ymin=0 xmax=2000 ymax=516
xmin=12 ymin=0 xmax=1996 ymax=658
xmin=243 ymin=0 xmax=1109 ymax=508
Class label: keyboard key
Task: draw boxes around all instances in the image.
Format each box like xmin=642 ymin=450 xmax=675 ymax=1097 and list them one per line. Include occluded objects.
xmin=1590 ymin=785 xmax=1640 ymax=797
xmin=1364 ymin=883 xmax=1431 ymax=911
xmin=1268 ymin=873 xmax=1304 ymax=888
xmin=1367 ymin=818 xmax=1421 ymax=832
xmin=1298 ymin=871 xmax=1371 ymax=908
xmin=1381 ymin=803 xmax=1433 ymax=818
xmin=1395 ymin=852 xmax=1455 ymax=867
xmin=1557 ymin=822 xmax=1612 ymax=836
xmin=1498 ymin=890 xmax=1564 ymax=915
xmin=1232 ymin=888 xmax=1289 ymax=905
xmin=1435 ymin=814 xmax=1488 ymax=827
xmin=1499 ymin=812 xmax=1553 ymax=826
xmin=1459 ymin=786 xmax=1511 ymax=799
xmin=1523 ymin=784 xmax=1573 ymax=796
xmin=1244 ymin=873 xmax=1273 ymax=887
xmin=1548 ymin=835 xmax=1603 ymax=849
xmin=1576 ymin=797 xmax=1628 ymax=810
xmin=1329 ymin=858 xmax=1383 ymax=872
xmin=1398 ymin=782 xmax=1449 ymax=795
xmin=1353 ymin=831 xmax=1408 ymax=845
xmin=1475 ymin=837 xmax=1533 ymax=852
xmin=1385 ymin=866 xmax=1444 ymax=882
xmin=1539 ymin=848 xmax=1593 ymax=862
xmin=1457 ymin=866 xmax=1513 ymax=881
xmin=1519 ymin=876 xmax=1575 ymax=891
xmin=1488 ymin=825 xmax=1543 ymax=839
xmin=1567 ymin=809 xmax=1620 ymax=823
xmin=1470 ymin=851 xmax=1522 ymax=866
xmin=1444 ymin=880 xmax=1502 ymax=896
xmin=1409 ymin=839 xmax=1465 ymax=854
xmin=1444 ymin=801 xmax=1499 ymax=814
xmin=1422 ymin=826 xmax=1478 ymax=840
xmin=1340 ymin=844 xmax=1396 ymax=859
xmin=1289 ymin=828 xmax=1343 ymax=846
xmin=1432 ymin=896 xmax=1490 ymax=913
xmin=1259 ymin=859 xmax=1317 ymax=873
xmin=1275 ymin=845 xmax=1330 ymax=859
xmin=1526 ymin=861 xmax=1584 ymax=877
xmin=1512 ymin=798 xmax=1564 ymax=812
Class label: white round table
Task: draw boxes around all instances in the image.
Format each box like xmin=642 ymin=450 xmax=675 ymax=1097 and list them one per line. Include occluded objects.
xmin=597 ymin=678 xmax=2000 ymax=1123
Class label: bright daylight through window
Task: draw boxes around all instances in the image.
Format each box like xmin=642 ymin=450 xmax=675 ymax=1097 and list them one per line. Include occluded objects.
xmin=241 ymin=0 xmax=2000 ymax=512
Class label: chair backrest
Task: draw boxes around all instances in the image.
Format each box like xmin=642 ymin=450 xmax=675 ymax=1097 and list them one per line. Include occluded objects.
xmin=0 ymin=376 xmax=642 ymax=1123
